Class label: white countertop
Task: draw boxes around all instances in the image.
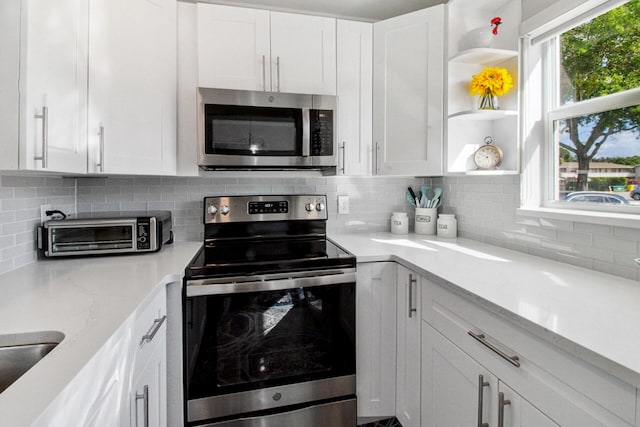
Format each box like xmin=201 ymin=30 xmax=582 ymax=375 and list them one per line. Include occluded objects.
xmin=0 ymin=242 xmax=202 ymax=427
xmin=329 ymin=232 xmax=640 ymax=387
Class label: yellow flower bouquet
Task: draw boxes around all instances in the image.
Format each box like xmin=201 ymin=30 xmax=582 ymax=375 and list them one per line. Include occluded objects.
xmin=469 ymin=67 xmax=513 ymax=110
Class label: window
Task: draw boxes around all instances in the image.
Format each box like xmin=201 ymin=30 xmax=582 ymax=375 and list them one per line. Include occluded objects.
xmin=529 ymin=0 xmax=640 ymax=213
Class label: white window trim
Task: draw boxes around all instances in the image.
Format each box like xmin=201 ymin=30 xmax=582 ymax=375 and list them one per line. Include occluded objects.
xmin=520 ymin=0 xmax=640 ymax=228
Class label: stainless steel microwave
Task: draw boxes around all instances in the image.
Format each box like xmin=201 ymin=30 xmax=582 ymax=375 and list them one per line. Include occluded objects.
xmin=197 ymin=88 xmax=337 ymax=170
xmin=37 ymin=211 xmax=173 ymax=257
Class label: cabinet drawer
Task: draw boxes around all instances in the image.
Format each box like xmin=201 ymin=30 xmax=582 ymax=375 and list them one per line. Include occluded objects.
xmin=131 ymin=286 xmax=167 ymax=369
xmin=422 ymin=282 xmax=636 ymax=427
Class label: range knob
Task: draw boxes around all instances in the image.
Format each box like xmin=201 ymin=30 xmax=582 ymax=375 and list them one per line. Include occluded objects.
xmin=220 ymin=205 xmax=230 ymax=215
xmin=207 ymin=205 xmax=218 ymax=215
xmin=315 ymin=202 xmax=325 ymax=211
xmin=305 ymin=203 xmax=314 ymax=212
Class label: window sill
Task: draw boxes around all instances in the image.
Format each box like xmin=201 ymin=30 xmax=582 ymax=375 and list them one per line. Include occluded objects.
xmin=517 ymin=207 xmax=640 ymax=229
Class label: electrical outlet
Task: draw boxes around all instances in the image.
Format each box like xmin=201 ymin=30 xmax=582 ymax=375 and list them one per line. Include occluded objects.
xmin=337 ymin=195 xmax=349 ymax=214
xmin=40 ymin=204 xmax=52 ymax=224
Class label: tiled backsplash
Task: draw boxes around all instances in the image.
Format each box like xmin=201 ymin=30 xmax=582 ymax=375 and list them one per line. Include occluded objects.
xmin=1 ymin=172 xmax=639 ymax=281
xmin=434 ymin=175 xmax=640 ymax=281
xmin=0 ymin=175 xmax=75 ymax=275
xmin=75 ymin=175 xmax=425 ymax=241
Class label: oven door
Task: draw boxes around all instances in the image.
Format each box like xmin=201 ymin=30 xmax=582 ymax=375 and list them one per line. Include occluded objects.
xmin=184 ymin=272 xmax=356 ymax=425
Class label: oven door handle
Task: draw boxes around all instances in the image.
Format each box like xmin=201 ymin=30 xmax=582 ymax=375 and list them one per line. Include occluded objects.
xmin=186 ymin=270 xmax=356 ymax=297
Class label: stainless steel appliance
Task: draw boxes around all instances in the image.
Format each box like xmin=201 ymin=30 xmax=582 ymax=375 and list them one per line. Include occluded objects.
xmin=37 ymin=211 xmax=173 ymax=257
xmin=198 ymin=89 xmax=337 ymax=170
xmin=184 ymin=195 xmax=356 ymax=427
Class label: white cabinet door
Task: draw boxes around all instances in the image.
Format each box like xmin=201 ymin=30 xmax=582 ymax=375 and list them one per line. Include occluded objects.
xmin=22 ymin=0 xmax=88 ymax=173
xmin=270 ymin=12 xmax=336 ymax=95
xmin=373 ymin=6 xmax=444 ymax=176
xmin=337 ymin=20 xmax=373 ymax=176
xmin=396 ymin=265 xmax=422 ymax=427
xmin=356 ymin=262 xmax=397 ymax=419
xmin=422 ymin=321 xmax=498 ymax=427
xmin=197 ymin=4 xmax=271 ymax=91
xmin=88 ymin=0 xmax=176 ymax=175
xmin=498 ymin=382 xmax=559 ymax=427
xmin=131 ymin=335 xmax=167 ymax=427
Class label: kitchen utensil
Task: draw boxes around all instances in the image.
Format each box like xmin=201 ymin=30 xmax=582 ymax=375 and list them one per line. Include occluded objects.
xmin=420 ymin=185 xmax=429 ymax=207
xmin=407 ymin=187 xmax=420 ymax=207
xmin=405 ymin=191 xmax=417 ymax=207
xmin=429 ymin=187 xmax=442 ymax=208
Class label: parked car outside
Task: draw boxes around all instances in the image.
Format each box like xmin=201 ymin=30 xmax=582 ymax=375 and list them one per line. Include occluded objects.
xmin=565 ymin=191 xmax=629 ymax=204
xmin=630 ymin=189 xmax=640 ymax=200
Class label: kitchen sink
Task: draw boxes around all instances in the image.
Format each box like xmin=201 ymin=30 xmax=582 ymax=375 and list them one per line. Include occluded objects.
xmin=0 ymin=331 xmax=64 ymax=394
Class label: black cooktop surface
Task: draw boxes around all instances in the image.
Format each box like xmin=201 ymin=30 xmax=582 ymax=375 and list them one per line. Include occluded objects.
xmin=185 ymin=238 xmax=355 ymax=280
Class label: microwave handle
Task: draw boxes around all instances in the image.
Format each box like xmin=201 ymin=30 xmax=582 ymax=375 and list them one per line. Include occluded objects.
xmin=302 ymin=108 xmax=310 ymax=157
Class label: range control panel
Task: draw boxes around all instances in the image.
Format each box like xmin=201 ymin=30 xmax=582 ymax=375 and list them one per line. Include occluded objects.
xmin=204 ymin=195 xmax=327 ymax=224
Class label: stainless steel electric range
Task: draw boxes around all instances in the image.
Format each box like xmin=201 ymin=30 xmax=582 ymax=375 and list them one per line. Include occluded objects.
xmin=183 ymin=195 xmax=357 ymax=427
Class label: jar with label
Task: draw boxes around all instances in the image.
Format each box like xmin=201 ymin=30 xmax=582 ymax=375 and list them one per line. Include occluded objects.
xmin=391 ymin=212 xmax=409 ymax=234
xmin=436 ymin=214 xmax=457 ymax=238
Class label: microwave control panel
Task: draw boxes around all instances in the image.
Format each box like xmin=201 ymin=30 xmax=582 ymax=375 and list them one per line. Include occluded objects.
xmin=310 ymin=110 xmax=333 ymax=156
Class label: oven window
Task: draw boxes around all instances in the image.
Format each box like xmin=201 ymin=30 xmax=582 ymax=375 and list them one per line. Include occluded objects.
xmin=204 ymin=104 xmax=303 ymax=156
xmin=50 ymin=226 xmax=133 ymax=252
xmin=186 ymin=283 xmax=355 ymax=399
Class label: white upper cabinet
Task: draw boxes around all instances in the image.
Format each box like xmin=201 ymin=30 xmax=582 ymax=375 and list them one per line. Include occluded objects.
xmin=0 ymin=0 xmax=88 ymax=173
xmin=336 ymin=20 xmax=373 ymax=176
xmin=270 ymin=12 xmax=336 ymax=95
xmin=197 ymin=4 xmax=337 ymax=95
xmin=373 ymin=6 xmax=444 ymax=176
xmin=87 ymin=0 xmax=177 ymax=175
xmin=197 ymin=4 xmax=270 ymax=92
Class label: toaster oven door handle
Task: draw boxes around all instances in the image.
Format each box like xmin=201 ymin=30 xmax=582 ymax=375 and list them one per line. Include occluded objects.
xmin=186 ymin=270 xmax=356 ymax=297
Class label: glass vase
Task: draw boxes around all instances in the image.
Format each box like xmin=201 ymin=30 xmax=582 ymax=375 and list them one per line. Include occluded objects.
xmin=478 ymin=92 xmax=499 ymax=110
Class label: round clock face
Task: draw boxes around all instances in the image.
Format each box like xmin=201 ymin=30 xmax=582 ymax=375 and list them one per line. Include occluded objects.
xmin=473 ymin=144 xmax=503 ymax=169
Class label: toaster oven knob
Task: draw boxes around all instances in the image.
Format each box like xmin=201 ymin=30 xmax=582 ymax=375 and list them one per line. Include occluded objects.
xmin=315 ymin=202 xmax=325 ymax=212
xmin=207 ymin=205 xmax=218 ymax=215
xmin=305 ymin=203 xmax=314 ymax=212
xmin=220 ymin=205 xmax=230 ymax=215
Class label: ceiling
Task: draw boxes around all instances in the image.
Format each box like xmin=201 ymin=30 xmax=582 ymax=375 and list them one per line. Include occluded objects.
xmin=202 ymin=0 xmax=447 ymax=21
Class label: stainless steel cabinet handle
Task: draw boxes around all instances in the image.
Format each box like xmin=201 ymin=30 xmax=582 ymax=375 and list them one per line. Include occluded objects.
xmin=477 ymin=375 xmax=489 ymax=427
xmin=34 ymin=106 xmax=48 ymax=168
xmin=498 ymin=391 xmax=511 ymax=427
xmin=340 ymin=141 xmax=346 ymax=174
xmin=408 ymin=274 xmax=417 ymax=318
xmin=262 ymin=55 xmax=267 ymax=91
xmin=468 ymin=331 xmax=521 ymax=367
xmin=276 ymin=56 xmax=281 ymax=92
xmin=96 ymin=125 xmax=105 ymax=172
xmin=135 ymin=385 xmax=149 ymax=427
xmin=140 ymin=314 xmax=167 ymax=346
xmin=374 ymin=142 xmax=380 ymax=174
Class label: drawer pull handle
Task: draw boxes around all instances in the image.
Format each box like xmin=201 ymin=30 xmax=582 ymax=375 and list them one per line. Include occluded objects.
xmin=468 ymin=331 xmax=520 ymax=367
xmin=408 ymin=274 xmax=417 ymax=318
xmin=477 ymin=375 xmax=489 ymax=427
xmin=498 ymin=391 xmax=511 ymax=427
xmin=140 ymin=315 xmax=167 ymax=346
xmin=135 ymin=385 xmax=149 ymax=427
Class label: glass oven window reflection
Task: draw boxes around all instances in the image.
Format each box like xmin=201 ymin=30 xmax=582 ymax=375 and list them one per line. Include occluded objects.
xmin=205 ymin=104 xmax=303 ymax=156
xmin=51 ymin=226 xmax=133 ymax=252
xmin=186 ymin=283 xmax=355 ymax=399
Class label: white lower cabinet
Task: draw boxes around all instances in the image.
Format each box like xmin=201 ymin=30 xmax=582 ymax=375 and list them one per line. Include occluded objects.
xmin=33 ymin=285 xmax=169 ymax=427
xmin=421 ymin=278 xmax=637 ymax=427
xmin=356 ymin=262 xmax=397 ymax=419
xmin=130 ymin=334 xmax=167 ymax=427
xmin=396 ymin=265 xmax=422 ymax=427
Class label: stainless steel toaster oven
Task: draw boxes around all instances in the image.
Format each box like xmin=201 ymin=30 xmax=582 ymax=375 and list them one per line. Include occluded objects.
xmin=37 ymin=211 xmax=173 ymax=257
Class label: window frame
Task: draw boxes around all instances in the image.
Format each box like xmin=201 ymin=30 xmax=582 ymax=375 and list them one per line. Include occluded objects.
xmin=521 ymin=0 xmax=640 ymax=218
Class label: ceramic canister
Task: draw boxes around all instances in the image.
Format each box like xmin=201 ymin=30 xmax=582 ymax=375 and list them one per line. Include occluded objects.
xmin=415 ymin=208 xmax=437 ymax=235
xmin=391 ymin=212 xmax=409 ymax=234
xmin=437 ymin=214 xmax=457 ymax=238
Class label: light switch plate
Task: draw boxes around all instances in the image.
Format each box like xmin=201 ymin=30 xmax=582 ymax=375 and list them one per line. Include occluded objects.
xmin=338 ymin=195 xmax=349 ymax=214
